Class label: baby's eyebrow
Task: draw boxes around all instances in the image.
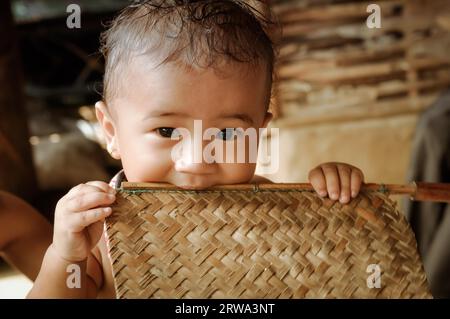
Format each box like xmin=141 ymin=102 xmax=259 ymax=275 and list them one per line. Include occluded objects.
xmin=218 ymin=113 xmax=254 ymax=125
xmin=142 ymin=111 xmax=188 ymax=121
xmin=142 ymin=110 xmax=254 ymax=125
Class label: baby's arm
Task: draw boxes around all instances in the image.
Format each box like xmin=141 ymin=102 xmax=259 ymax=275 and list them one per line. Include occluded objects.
xmin=0 ymin=191 xmax=52 ymax=280
xmin=27 ymin=182 xmax=115 ymax=298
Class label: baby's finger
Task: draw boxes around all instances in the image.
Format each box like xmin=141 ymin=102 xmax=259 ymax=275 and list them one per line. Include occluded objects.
xmin=65 ymin=183 xmax=87 ymax=197
xmin=308 ymin=167 xmax=327 ymax=197
xmin=337 ymin=164 xmax=351 ymax=203
xmin=57 ymin=184 xmax=91 ymax=208
xmin=65 ymin=192 xmax=116 ymax=212
xmin=69 ymin=207 xmax=112 ymax=230
xmin=321 ymin=164 xmax=340 ymax=200
xmin=85 ymin=181 xmax=116 ymax=194
xmin=351 ymin=169 xmax=364 ymax=198
xmin=65 ymin=183 xmax=107 ymax=198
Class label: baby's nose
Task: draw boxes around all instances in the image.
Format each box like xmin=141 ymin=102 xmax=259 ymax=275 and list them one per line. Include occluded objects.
xmin=173 ymin=141 xmax=216 ymax=175
xmin=174 ymin=159 xmax=215 ymax=175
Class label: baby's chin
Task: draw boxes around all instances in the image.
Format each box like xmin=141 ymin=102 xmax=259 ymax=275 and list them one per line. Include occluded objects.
xmin=175 ymin=183 xmax=215 ymax=190
xmin=170 ymin=175 xmax=229 ymax=190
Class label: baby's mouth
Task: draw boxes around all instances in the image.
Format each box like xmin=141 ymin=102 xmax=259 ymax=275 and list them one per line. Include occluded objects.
xmin=174 ymin=176 xmax=216 ymax=190
xmin=177 ymin=184 xmax=211 ymax=190
xmin=175 ymin=179 xmax=215 ymax=190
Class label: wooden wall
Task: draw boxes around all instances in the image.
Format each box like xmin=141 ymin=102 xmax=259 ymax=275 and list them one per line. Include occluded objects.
xmin=258 ymin=0 xmax=450 ymax=203
xmin=272 ymin=0 xmax=450 ymax=120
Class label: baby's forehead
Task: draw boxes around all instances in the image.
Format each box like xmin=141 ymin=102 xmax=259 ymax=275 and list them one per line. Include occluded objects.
xmin=116 ymin=55 xmax=270 ymax=98
xmin=110 ymin=59 xmax=270 ymax=122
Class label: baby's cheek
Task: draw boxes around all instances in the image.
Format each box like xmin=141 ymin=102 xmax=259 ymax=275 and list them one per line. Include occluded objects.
xmin=120 ymin=144 xmax=173 ymax=183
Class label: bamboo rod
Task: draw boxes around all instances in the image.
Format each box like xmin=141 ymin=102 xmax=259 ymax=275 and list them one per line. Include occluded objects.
xmin=120 ymin=181 xmax=450 ymax=203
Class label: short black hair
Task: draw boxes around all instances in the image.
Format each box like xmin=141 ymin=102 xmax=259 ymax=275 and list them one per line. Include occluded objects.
xmin=100 ymin=0 xmax=277 ymax=104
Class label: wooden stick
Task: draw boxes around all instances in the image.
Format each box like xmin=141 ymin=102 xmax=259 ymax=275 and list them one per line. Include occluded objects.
xmin=120 ymin=181 xmax=450 ymax=203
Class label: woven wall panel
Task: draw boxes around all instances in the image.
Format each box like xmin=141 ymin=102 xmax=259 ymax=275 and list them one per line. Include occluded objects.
xmin=105 ymin=187 xmax=430 ymax=298
xmin=271 ymin=0 xmax=450 ymax=122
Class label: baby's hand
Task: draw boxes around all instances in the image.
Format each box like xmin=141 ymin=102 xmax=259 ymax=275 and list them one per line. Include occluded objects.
xmin=308 ymin=162 xmax=365 ymax=204
xmin=52 ymin=181 xmax=116 ymax=262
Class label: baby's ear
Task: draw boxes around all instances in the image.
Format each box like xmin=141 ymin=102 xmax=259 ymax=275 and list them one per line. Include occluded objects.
xmin=95 ymin=101 xmax=121 ymax=160
xmin=261 ymin=112 xmax=273 ymax=128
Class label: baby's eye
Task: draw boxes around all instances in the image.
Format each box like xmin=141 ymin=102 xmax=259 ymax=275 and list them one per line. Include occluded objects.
xmin=156 ymin=127 xmax=178 ymax=138
xmin=217 ymin=128 xmax=236 ymax=141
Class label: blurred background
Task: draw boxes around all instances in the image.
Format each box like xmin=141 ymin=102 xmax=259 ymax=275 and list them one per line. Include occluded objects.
xmin=0 ymin=0 xmax=449 ymax=298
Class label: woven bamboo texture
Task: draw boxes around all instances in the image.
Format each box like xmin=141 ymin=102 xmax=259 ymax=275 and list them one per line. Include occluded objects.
xmin=271 ymin=0 xmax=450 ymax=122
xmin=105 ymin=185 xmax=431 ymax=298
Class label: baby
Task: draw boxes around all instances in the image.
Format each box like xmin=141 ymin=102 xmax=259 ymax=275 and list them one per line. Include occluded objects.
xmin=28 ymin=0 xmax=365 ymax=298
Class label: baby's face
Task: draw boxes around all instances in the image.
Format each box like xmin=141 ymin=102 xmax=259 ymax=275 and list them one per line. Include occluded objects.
xmin=96 ymin=57 xmax=272 ymax=189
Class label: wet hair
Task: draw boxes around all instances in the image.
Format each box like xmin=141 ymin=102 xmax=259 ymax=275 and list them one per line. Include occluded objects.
xmin=100 ymin=0 xmax=277 ymax=104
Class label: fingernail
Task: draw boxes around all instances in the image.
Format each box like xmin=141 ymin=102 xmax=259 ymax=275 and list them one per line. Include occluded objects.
xmin=103 ymin=207 xmax=112 ymax=213
xmin=340 ymin=195 xmax=348 ymax=203
xmin=351 ymin=191 xmax=357 ymax=198
xmin=319 ymin=190 xmax=327 ymax=197
xmin=331 ymin=192 xmax=338 ymax=200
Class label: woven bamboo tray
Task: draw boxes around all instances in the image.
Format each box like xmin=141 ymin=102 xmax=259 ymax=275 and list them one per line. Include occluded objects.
xmin=105 ymin=182 xmax=432 ymax=299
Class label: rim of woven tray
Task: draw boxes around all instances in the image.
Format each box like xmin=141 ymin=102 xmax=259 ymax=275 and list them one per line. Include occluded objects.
xmin=118 ymin=182 xmax=392 ymax=195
